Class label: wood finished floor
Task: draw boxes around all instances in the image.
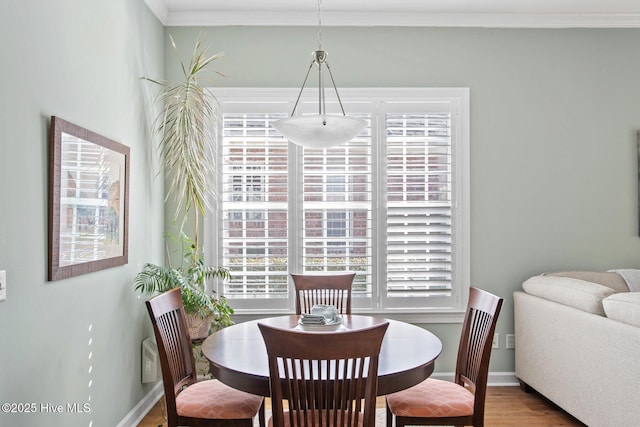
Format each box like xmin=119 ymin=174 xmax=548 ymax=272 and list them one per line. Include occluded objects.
xmin=137 ymin=386 xmax=586 ymax=426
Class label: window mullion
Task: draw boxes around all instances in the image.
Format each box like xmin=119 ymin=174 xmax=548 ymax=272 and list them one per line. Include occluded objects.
xmin=371 ymin=103 xmax=384 ymax=312
xmin=288 ymin=141 xmax=303 ymax=309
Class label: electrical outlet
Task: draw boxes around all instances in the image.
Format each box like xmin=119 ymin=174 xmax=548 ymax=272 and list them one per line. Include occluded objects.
xmin=492 ymin=332 xmax=499 ymax=349
xmin=506 ymin=334 xmax=516 ymax=349
xmin=0 ymin=270 xmax=6 ymax=301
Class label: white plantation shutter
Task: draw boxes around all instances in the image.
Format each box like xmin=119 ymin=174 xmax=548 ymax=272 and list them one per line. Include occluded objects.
xmin=385 ymin=113 xmax=453 ymax=303
xmin=301 ymin=117 xmax=373 ymax=299
xmin=220 ymin=112 xmax=291 ymax=309
xmin=209 ymin=89 xmax=469 ymax=318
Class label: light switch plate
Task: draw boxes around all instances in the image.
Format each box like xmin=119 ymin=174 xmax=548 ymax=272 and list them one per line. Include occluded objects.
xmin=0 ymin=270 xmax=6 ymax=301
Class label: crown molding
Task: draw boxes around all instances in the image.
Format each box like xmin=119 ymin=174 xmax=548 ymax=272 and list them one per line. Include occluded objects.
xmin=153 ymin=10 xmax=640 ymax=28
xmin=144 ymin=0 xmax=168 ymax=25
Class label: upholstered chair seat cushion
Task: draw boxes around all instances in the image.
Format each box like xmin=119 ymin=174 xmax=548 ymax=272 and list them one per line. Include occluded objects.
xmin=176 ymin=379 xmax=264 ymax=419
xmin=386 ymin=378 xmax=474 ymax=418
xmin=268 ymin=410 xmax=364 ymax=427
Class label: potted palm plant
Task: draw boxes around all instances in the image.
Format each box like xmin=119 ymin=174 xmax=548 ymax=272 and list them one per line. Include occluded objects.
xmin=135 ymin=35 xmax=231 ymax=338
xmin=134 ymin=229 xmax=233 ymax=337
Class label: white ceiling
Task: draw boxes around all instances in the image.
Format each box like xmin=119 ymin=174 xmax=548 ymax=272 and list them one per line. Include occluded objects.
xmin=144 ymin=0 xmax=640 ymax=28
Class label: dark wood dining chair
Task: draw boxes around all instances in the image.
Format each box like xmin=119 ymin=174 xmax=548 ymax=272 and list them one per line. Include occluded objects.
xmin=258 ymin=321 xmax=389 ymax=427
xmin=290 ymin=272 xmax=356 ymax=315
xmin=146 ymin=288 xmax=265 ymax=427
xmin=385 ymin=287 xmax=504 ymax=427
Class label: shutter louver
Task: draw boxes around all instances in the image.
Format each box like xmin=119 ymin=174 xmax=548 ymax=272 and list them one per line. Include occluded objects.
xmin=301 ymin=119 xmax=373 ymax=296
xmin=222 ymin=113 xmax=289 ymax=298
xmin=386 ymin=113 xmax=453 ymax=297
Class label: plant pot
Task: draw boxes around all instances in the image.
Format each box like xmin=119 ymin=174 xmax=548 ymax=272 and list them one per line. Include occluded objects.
xmin=186 ymin=313 xmax=212 ymax=340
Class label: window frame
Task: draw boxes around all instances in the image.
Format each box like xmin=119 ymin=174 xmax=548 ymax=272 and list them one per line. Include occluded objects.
xmin=205 ymin=88 xmax=470 ymax=323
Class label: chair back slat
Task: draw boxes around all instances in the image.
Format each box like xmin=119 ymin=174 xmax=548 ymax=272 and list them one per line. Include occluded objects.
xmin=260 ymin=321 xmax=388 ymax=427
xmin=146 ymin=288 xmax=198 ymax=420
xmin=291 ymin=273 xmax=356 ymax=315
xmin=159 ymin=309 xmax=195 ymax=392
xmin=455 ymin=287 xmax=504 ymax=420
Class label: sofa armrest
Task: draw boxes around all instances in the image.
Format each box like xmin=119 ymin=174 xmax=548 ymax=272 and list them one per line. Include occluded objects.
xmin=523 ymin=275 xmax=617 ymax=315
xmin=514 ymin=290 xmax=640 ymax=426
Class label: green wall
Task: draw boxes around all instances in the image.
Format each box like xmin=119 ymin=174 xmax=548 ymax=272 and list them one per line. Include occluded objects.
xmin=0 ymin=1 xmax=164 ymax=426
xmin=2 ymin=9 xmax=639 ymax=423
xmin=165 ymin=26 xmax=640 ymax=373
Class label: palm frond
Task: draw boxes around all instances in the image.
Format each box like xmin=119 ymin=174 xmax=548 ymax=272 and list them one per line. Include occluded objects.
xmin=180 ymin=281 xmax=216 ymax=317
xmin=133 ymin=263 xmax=175 ymax=294
xmin=201 ymin=265 xmax=231 ymax=281
xmin=146 ymin=34 xmax=223 ymax=218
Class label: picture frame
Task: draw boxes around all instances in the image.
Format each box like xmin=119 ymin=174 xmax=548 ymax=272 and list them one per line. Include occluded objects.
xmin=48 ymin=116 xmax=130 ymax=281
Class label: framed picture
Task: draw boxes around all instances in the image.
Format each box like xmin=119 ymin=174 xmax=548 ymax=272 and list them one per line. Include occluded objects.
xmin=48 ymin=116 xmax=130 ymax=281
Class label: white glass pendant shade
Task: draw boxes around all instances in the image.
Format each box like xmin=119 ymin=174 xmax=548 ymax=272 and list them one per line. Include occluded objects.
xmin=273 ymin=114 xmax=367 ymax=149
xmin=275 ymin=0 xmax=364 ymax=149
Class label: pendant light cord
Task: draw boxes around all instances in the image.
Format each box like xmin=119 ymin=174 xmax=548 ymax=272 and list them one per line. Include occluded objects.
xmin=273 ymin=0 xmax=367 ymax=147
xmin=317 ymin=0 xmax=324 ymax=116
xmin=317 ymin=0 xmax=322 ymax=50
xmin=288 ymin=0 xmax=347 ymax=118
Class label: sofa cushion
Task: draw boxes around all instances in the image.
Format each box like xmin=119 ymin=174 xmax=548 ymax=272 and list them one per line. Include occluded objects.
xmin=607 ymin=269 xmax=640 ymax=292
xmin=602 ymin=293 xmax=640 ymax=327
xmin=523 ymin=275 xmax=617 ymax=315
xmin=544 ymin=271 xmax=629 ymax=293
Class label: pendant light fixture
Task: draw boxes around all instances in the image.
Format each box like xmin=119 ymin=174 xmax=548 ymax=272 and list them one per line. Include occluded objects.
xmin=273 ymin=0 xmax=367 ymax=149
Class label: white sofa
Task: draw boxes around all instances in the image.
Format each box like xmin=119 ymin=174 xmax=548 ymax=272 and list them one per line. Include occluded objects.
xmin=514 ymin=271 xmax=640 ymax=427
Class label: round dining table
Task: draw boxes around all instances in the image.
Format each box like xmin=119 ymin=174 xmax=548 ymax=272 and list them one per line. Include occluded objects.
xmin=201 ymin=315 xmax=443 ymax=397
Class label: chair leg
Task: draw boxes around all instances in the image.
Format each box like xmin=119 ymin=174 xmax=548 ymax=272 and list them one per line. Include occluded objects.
xmin=385 ymin=401 xmax=393 ymax=427
xmin=258 ymin=399 xmax=266 ymax=427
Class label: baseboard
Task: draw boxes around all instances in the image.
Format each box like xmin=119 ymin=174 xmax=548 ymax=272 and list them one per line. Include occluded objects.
xmin=431 ymin=371 xmax=518 ymax=386
xmin=117 ymin=381 xmax=163 ymax=427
